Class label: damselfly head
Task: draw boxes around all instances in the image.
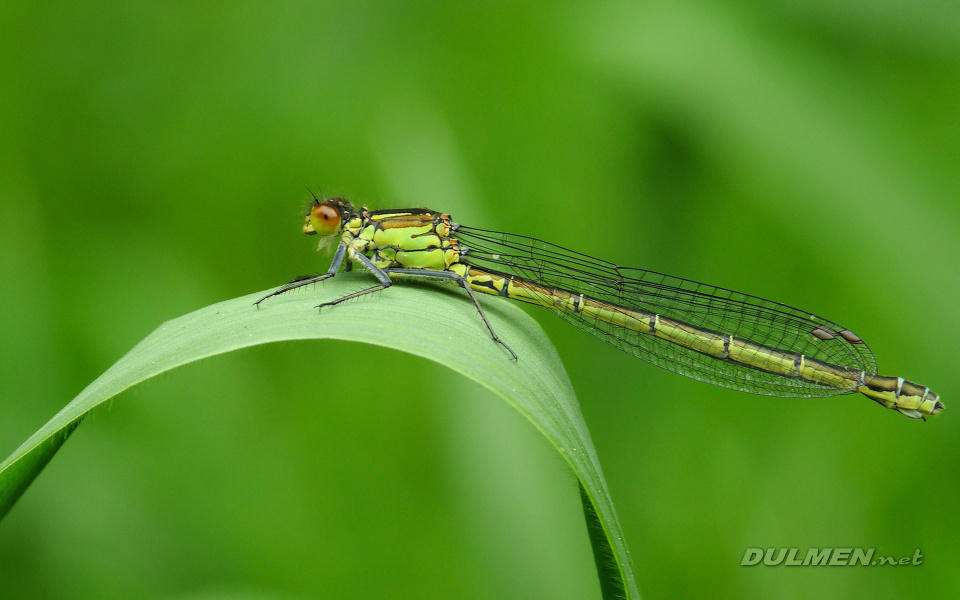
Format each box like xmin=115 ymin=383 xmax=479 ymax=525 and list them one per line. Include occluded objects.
xmin=302 ymin=196 xmax=355 ymax=237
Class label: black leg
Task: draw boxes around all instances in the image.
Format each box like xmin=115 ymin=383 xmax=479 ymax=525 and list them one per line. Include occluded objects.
xmin=316 ymin=251 xmax=394 ymax=308
xmin=317 ymin=283 xmax=390 ymax=308
xmin=255 ymin=242 xmax=347 ymax=307
xmin=384 ymin=268 xmax=518 ymax=361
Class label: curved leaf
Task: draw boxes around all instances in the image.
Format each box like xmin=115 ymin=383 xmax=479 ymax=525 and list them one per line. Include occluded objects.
xmin=0 ymin=272 xmax=639 ymax=599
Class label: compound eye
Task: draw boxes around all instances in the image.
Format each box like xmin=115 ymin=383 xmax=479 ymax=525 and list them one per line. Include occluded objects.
xmin=305 ymin=202 xmax=341 ymax=236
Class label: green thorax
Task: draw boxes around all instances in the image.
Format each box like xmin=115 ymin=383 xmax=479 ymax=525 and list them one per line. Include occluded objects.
xmin=343 ymin=208 xmax=461 ymax=271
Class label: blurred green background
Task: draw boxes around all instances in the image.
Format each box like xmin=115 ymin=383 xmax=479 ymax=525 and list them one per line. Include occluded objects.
xmin=2 ymin=2 xmax=958 ymax=599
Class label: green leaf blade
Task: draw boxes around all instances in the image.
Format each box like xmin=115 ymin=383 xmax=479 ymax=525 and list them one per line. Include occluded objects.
xmin=0 ymin=272 xmax=639 ymax=599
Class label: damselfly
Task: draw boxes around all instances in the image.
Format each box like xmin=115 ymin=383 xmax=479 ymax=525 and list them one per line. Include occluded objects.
xmin=257 ymin=196 xmax=942 ymax=420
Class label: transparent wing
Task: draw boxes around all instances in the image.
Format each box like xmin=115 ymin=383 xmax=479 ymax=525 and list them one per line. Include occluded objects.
xmin=455 ymin=226 xmax=877 ymax=397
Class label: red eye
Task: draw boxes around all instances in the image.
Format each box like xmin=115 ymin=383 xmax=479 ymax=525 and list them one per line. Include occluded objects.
xmin=305 ymin=202 xmax=342 ymax=236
